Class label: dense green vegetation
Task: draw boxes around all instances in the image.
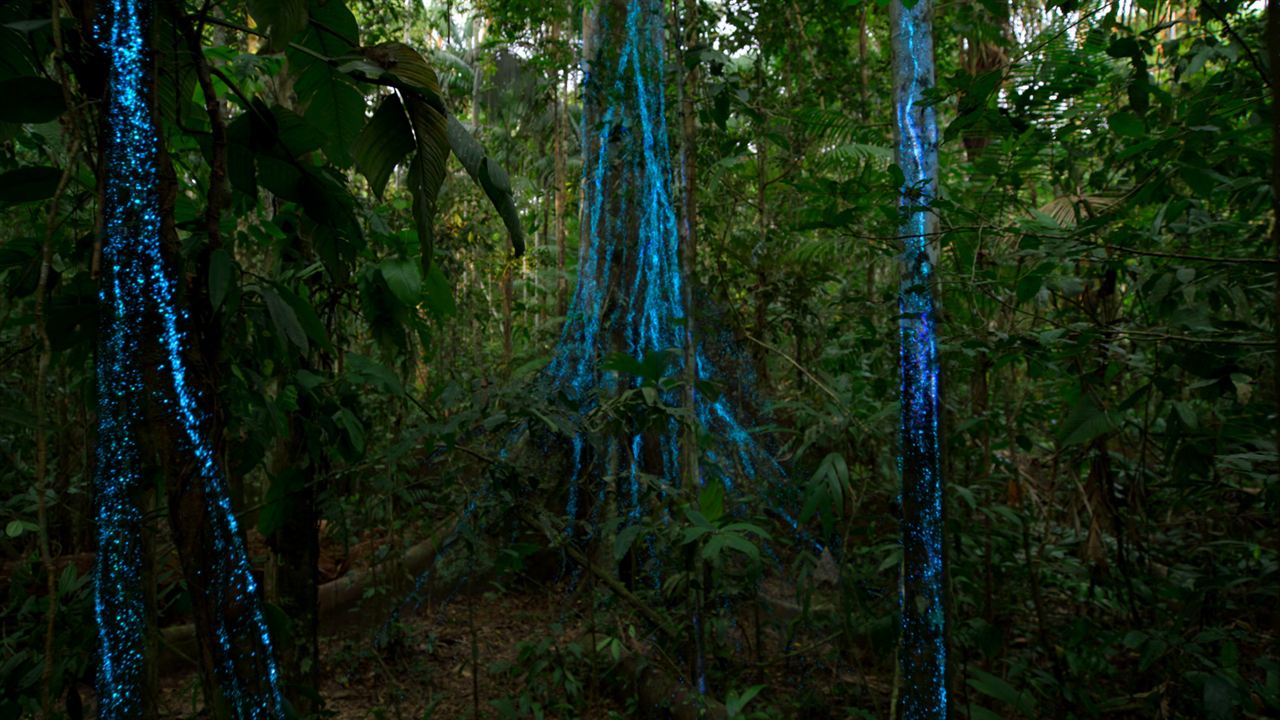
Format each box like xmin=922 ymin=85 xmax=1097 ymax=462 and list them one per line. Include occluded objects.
xmin=1 ymin=0 xmax=1276 ymax=718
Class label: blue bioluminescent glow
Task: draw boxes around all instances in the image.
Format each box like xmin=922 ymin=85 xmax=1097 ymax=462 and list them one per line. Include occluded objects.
xmin=385 ymin=0 xmax=819 ymax=700
xmin=94 ymin=1 xmax=283 ymax=717
xmin=891 ymin=0 xmax=946 ymax=717
xmin=544 ymin=0 xmax=808 ymax=544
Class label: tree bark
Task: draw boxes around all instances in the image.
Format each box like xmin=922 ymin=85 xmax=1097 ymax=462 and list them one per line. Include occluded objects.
xmin=266 ymin=417 xmax=320 ymax=715
xmin=1268 ymin=0 xmax=1279 ymax=639
xmin=554 ymin=22 xmax=570 ymax=317
xmin=890 ymin=0 xmax=947 ymax=716
xmin=677 ymin=0 xmax=700 ymax=490
xmin=959 ymin=0 xmax=1008 ymax=161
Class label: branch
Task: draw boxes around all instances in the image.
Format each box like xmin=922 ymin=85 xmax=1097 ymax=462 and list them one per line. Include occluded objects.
xmin=1200 ymin=1 xmax=1272 ymax=89
xmin=1104 ymin=243 xmax=1278 ymax=267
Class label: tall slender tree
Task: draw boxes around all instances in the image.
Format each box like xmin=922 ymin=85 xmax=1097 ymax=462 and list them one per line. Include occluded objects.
xmin=890 ymin=0 xmax=947 ymax=717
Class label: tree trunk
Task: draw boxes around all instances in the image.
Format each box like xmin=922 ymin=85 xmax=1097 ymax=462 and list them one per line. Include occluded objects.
xmin=266 ymin=413 xmax=320 ymax=715
xmin=502 ymin=262 xmax=514 ymax=367
xmin=1268 ymin=0 xmax=1279 ymax=639
xmin=554 ymin=22 xmax=570 ymax=317
xmin=155 ymin=136 xmax=284 ymax=720
xmin=959 ymin=0 xmax=1008 ymax=161
xmin=890 ymin=0 xmax=947 ymax=717
xmin=677 ymin=0 xmax=700 ymax=490
xmin=858 ymin=5 xmax=870 ymax=120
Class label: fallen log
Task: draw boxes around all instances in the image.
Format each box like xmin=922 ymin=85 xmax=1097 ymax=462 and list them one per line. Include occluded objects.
xmin=159 ymin=513 xmax=462 ymax=664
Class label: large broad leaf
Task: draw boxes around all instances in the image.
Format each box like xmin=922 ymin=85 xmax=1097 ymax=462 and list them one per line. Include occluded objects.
xmin=447 ymin=114 xmax=526 ymax=257
xmin=353 ymin=94 xmax=415 ymax=198
xmin=0 ymin=77 xmax=64 ymax=123
xmin=355 ymin=43 xmax=524 ymax=266
xmin=358 ymin=44 xmax=450 ymax=273
xmin=293 ymin=63 xmax=364 ymax=168
xmin=1058 ymin=394 xmax=1117 ymax=447
xmin=287 ymin=1 xmax=361 ymax=167
xmin=407 ymin=151 xmax=441 ymax=273
xmin=247 ymin=0 xmax=307 ymax=52
xmin=209 ymin=248 xmax=232 ymax=312
xmin=270 ymin=105 xmax=326 ymax=157
xmin=260 ymin=285 xmax=308 ymax=353
xmin=379 ymin=257 xmax=422 ymax=306
xmin=360 ymin=42 xmax=447 ymax=112
xmin=422 ymin=264 xmax=456 ymax=319
xmin=276 ymin=283 xmax=334 ymax=353
xmin=225 ymin=112 xmax=258 ymax=197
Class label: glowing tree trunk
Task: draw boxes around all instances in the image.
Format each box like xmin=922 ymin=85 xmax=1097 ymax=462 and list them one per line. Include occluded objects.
xmin=94 ymin=1 xmax=283 ymax=717
xmin=548 ymin=0 xmax=687 ymax=525
xmin=891 ymin=0 xmax=947 ymax=717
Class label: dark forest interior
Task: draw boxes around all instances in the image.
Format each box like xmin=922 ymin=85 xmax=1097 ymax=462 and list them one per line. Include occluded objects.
xmin=1 ymin=0 xmax=1278 ymax=718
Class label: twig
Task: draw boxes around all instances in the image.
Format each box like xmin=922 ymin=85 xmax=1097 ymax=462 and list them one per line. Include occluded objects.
xmin=744 ymin=333 xmax=842 ymax=404
xmin=177 ymin=11 xmax=229 ymax=250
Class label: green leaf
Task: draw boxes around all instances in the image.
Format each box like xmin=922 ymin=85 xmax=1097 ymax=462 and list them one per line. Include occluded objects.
xmin=354 ymin=94 xmax=415 ymax=198
xmin=0 ymin=166 xmax=60 ymax=204
xmin=725 ymin=685 xmax=764 ymax=718
xmin=258 ymin=469 xmax=303 ymax=536
xmin=287 ymin=3 xmax=361 ymax=166
xmin=380 ymin=257 xmax=422 ymax=306
xmin=684 ymin=508 xmax=715 ymax=530
xmin=408 ymin=148 xmax=444 ymax=272
xmin=345 ymin=352 xmax=403 ymax=395
xmin=699 ymin=481 xmax=725 ymax=524
xmin=964 ymin=705 xmax=1003 ymax=720
xmin=447 ymin=114 xmax=526 ymax=257
xmin=293 ymin=66 xmax=364 ymax=168
xmin=1179 ymin=164 xmax=1218 ymax=198
xmin=5 ymin=519 xmax=24 ymax=538
xmin=967 ymin=668 xmax=1037 ymax=715
xmin=362 ymin=43 xmax=447 ymax=110
xmin=276 ymin=284 xmax=333 ymax=353
xmin=422 ymin=264 xmax=456 ymax=318
xmin=271 ymin=104 xmax=326 ymax=157
xmin=1202 ymin=673 xmax=1235 ymax=720
xmin=209 ymin=248 xmax=232 ymax=312
xmin=1058 ymin=394 xmax=1116 ymax=447
xmin=352 ymin=46 xmax=452 ymax=259
xmin=719 ymin=533 xmax=759 ymax=562
xmin=600 ymin=353 xmax=646 ymax=378
xmin=1107 ymin=112 xmax=1144 ymax=138
xmin=0 ymin=77 xmax=64 ymax=123
xmin=614 ymin=525 xmax=643 ymax=562
xmin=261 ymin=285 xmax=308 ymax=353
xmin=337 ymin=408 xmax=366 ymax=453
xmin=247 ymin=0 xmax=307 ymax=52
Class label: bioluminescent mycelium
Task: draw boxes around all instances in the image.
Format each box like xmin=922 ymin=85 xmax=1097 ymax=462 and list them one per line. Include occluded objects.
xmin=891 ymin=0 xmax=947 ymax=716
xmin=94 ymin=1 xmax=283 ymax=717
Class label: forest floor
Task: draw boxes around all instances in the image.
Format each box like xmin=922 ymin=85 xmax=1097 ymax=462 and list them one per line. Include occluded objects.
xmin=144 ymin=568 xmax=880 ymax=719
xmin=155 ymin=578 xmax=628 ymax=719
